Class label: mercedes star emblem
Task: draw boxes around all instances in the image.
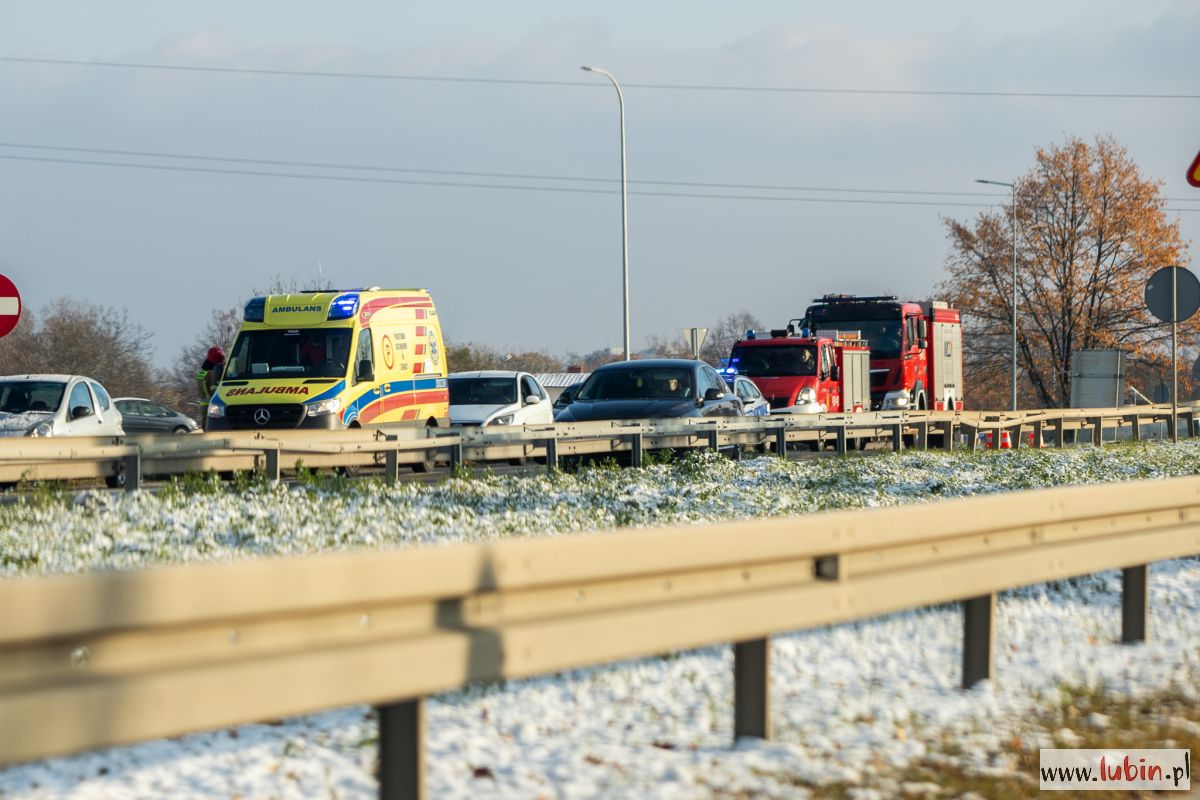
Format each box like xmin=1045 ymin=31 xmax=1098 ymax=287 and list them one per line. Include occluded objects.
xmin=253 ymin=408 xmax=271 ymax=426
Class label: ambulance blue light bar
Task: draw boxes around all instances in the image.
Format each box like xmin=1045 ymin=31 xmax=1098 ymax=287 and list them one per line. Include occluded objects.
xmin=244 ymin=297 xmax=266 ymax=322
xmin=327 ymin=293 xmax=360 ymax=320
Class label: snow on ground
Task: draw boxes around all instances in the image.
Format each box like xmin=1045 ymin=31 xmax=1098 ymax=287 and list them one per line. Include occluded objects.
xmin=1 ymin=444 xmax=1199 ymax=797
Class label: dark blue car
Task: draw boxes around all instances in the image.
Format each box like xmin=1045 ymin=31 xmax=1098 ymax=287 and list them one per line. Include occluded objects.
xmin=553 ymin=359 xmax=743 ymax=422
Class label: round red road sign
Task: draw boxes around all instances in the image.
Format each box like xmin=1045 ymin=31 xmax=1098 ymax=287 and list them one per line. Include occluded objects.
xmin=0 ymin=275 xmax=21 ymax=338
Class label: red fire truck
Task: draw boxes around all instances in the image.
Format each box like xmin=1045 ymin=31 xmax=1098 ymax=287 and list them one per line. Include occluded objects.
xmin=802 ymin=295 xmax=964 ymax=411
xmin=727 ymin=329 xmax=871 ymax=413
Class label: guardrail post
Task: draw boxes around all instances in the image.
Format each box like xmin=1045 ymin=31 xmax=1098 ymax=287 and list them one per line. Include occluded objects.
xmin=447 ymin=443 xmax=463 ymax=473
xmin=706 ymin=429 xmax=719 ymax=452
xmin=1011 ymin=424 xmax=1022 ymax=450
xmin=834 ymin=425 xmax=847 ymax=455
xmin=377 ymin=699 xmax=424 ymax=800
xmin=1166 ymin=413 xmax=1177 ymax=442
xmin=733 ymin=639 xmax=771 ymax=740
xmin=961 ymin=594 xmax=994 ymax=689
xmin=1088 ymin=417 xmax=1102 ymax=447
xmin=263 ymin=447 xmax=280 ymax=482
xmin=1055 ymin=421 xmax=1066 ymax=449
xmin=942 ymin=420 xmax=955 ymax=451
xmin=914 ymin=421 xmax=928 ymax=450
xmin=122 ymin=452 xmax=141 ymax=492
xmin=890 ymin=424 xmax=902 ymax=452
xmin=773 ymin=425 xmax=787 ymax=456
xmin=629 ymin=433 xmax=643 ymax=468
xmin=1185 ymin=411 xmax=1195 ymax=438
xmin=1121 ymin=565 xmax=1149 ymax=643
xmin=1129 ymin=415 xmax=1142 ymax=442
xmin=385 ymin=449 xmax=400 ymax=484
xmin=1031 ymin=419 xmax=1043 ymax=449
xmin=964 ymin=424 xmax=977 ymax=451
xmin=543 ymin=438 xmax=558 ymax=473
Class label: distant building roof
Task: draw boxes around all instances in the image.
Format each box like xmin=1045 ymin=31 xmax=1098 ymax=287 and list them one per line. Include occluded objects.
xmin=532 ymin=372 xmax=590 ymax=388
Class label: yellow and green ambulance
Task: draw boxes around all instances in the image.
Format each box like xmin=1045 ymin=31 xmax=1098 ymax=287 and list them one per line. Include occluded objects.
xmin=207 ymin=289 xmax=449 ymax=431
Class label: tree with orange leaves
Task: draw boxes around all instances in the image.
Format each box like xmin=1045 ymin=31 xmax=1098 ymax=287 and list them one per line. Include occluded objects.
xmin=940 ymin=135 xmax=1190 ymax=408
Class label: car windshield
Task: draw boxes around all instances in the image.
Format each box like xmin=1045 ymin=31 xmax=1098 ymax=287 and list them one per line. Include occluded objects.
xmin=809 ymin=319 xmax=902 ymax=359
xmin=0 ymin=381 xmax=65 ymax=414
xmin=224 ymin=329 xmax=353 ymax=380
xmin=448 ymin=377 xmax=518 ymax=405
xmin=577 ymin=367 xmax=694 ymax=401
xmin=730 ymin=345 xmax=818 ymax=377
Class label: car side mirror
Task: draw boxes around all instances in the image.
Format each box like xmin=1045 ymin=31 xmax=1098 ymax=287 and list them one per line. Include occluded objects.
xmin=71 ymin=405 xmax=93 ymax=420
xmin=703 ymin=387 xmax=724 ymax=402
xmin=356 ymin=360 xmax=374 ymax=383
xmin=919 ymin=338 xmax=928 ymax=349
xmin=558 ymin=389 xmax=573 ymax=404
xmin=525 ymin=395 xmax=542 ymax=405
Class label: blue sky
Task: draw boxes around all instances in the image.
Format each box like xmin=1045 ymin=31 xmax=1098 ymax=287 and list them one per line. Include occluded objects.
xmin=1 ymin=1 xmax=1197 ymax=366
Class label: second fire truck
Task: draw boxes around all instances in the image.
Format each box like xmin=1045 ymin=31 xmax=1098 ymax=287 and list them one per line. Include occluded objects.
xmin=802 ymin=294 xmax=964 ymax=411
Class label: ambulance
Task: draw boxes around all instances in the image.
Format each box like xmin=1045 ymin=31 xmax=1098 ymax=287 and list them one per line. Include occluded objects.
xmin=207 ymin=289 xmax=449 ymax=431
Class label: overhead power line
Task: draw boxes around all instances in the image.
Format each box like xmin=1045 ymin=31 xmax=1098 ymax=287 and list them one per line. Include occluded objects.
xmin=2 ymin=55 xmax=1196 ymax=100
xmin=3 ymin=151 xmax=1199 ymax=212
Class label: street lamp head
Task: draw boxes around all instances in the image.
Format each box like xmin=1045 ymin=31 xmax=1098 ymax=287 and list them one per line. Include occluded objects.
xmin=975 ymin=178 xmax=1014 ymax=188
xmin=581 ymin=65 xmax=595 ymax=72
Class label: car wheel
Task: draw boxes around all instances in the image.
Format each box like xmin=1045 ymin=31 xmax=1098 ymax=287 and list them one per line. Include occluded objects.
xmin=172 ymin=426 xmax=189 ymax=434
xmin=104 ymin=469 xmax=127 ymax=489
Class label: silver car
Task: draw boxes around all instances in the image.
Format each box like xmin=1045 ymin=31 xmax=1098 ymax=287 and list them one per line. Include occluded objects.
xmin=0 ymin=374 xmax=125 ymax=438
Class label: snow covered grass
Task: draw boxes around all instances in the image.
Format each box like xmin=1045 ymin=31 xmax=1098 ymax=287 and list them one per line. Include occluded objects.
xmin=1 ymin=443 xmax=1199 ymax=797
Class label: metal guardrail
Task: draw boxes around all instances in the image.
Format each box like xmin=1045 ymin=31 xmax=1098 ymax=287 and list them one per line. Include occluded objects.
xmin=1 ymin=477 xmax=1198 ymax=797
xmin=0 ymin=403 xmax=1196 ymax=488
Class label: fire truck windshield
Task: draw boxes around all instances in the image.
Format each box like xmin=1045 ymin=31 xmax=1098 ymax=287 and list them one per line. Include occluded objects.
xmin=730 ymin=345 xmax=818 ymax=378
xmin=812 ymin=320 xmax=902 ymax=359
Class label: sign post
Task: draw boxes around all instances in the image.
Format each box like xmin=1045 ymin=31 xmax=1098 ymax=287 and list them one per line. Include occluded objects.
xmin=681 ymin=327 xmax=708 ymax=360
xmin=1145 ymin=266 xmax=1200 ymax=442
xmin=0 ymin=275 xmax=22 ymax=338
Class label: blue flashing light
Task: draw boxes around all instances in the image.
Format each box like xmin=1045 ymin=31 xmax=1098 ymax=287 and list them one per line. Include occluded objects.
xmin=327 ymin=292 xmax=360 ymax=321
xmin=745 ymin=329 xmax=757 ymax=340
xmin=721 ymin=366 xmax=737 ymax=375
xmin=244 ymin=296 xmax=265 ymax=322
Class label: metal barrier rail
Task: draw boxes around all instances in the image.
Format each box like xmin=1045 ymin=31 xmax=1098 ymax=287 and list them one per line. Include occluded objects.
xmin=1 ymin=477 xmax=1199 ymax=799
xmin=0 ymin=403 xmax=1195 ymax=488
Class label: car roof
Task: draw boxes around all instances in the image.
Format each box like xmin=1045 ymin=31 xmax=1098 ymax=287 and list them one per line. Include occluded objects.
xmin=593 ymin=359 xmax=704 ymax=372
xmin=0 ymin=374 xmax=95 ymax=383
xmin=448 ymin=370 xmax=526 ymax=379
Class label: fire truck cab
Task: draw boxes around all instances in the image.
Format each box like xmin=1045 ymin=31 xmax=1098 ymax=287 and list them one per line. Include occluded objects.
xmin=727 ymin=328 xmax=871 ymax=414
xmin=803 ymin=295 xmax=963 ymax=411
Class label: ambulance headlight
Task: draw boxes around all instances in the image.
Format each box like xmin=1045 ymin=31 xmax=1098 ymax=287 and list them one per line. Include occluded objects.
xmin=306 ymin=397 xmax=344 ymax=417
xmin=27 ymin=421 xmax=54 ymax=437
xmin=797 ymin=387 xmax=817 ymax=405
xmin=207 ymin=403 xmax=225 ymax=419
xmin=489 ymin=414 xmax=515 ymax=426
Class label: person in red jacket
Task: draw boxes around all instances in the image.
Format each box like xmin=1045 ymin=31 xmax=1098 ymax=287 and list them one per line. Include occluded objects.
xmin=196 ymin=346 xmax=225 ymax=429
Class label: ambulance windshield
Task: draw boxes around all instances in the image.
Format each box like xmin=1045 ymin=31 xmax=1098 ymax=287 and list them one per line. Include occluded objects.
xmin=225 ymin=329 xmax=353 ymax=380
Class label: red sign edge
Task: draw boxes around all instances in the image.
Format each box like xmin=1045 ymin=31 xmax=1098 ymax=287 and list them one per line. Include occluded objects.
xmin=1189 ymin=150 xmax=1200 ymax=188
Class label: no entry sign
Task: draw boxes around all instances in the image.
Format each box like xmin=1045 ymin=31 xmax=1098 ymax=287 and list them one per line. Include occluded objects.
xmin=0 ymin=275 xmax=21 ymax=338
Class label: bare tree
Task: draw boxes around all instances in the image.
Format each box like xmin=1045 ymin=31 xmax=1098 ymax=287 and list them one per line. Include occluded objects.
xmin=0 ymin=299 xmax=157 ymax=398
xmin=700 ymin=311 xmax=764 ymax=365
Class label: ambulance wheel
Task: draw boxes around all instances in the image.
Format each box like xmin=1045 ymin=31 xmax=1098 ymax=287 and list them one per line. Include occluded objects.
xmin=104 ymin=470 xmax=126 ymax=489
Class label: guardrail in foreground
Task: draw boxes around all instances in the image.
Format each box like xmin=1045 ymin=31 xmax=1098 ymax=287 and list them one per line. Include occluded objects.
xmin=0 ymin=403 xmax=1196 ymax=489
xmin=1 ymin=477 xmax=1198 ymax=798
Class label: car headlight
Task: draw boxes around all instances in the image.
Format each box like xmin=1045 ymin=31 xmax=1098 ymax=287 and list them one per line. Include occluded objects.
xmin=27 ymin=421 xmax=54 ymax=437
xmin=306 ymin=397 xmax=344 ymax=417
xmin=207 ymin=403 xmax=225 ymax=418
xmin=797 ymin=387 xmax=817 ymax=405
xmin=488 ymin=414 xmax=515 ymax=426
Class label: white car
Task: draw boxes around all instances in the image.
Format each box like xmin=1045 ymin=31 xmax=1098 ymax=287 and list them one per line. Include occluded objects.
xmin=448 ymin=371 xmax=553 ymax=428
xmin=0 ymin=374 xmax=125 ymax=439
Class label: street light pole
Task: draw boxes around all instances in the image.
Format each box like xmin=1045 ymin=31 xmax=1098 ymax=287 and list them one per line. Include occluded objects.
xmin=582 ymin=65 xmax=630 ymax=361
xmin=976 ymin=178 xmax=1018 ymax=411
